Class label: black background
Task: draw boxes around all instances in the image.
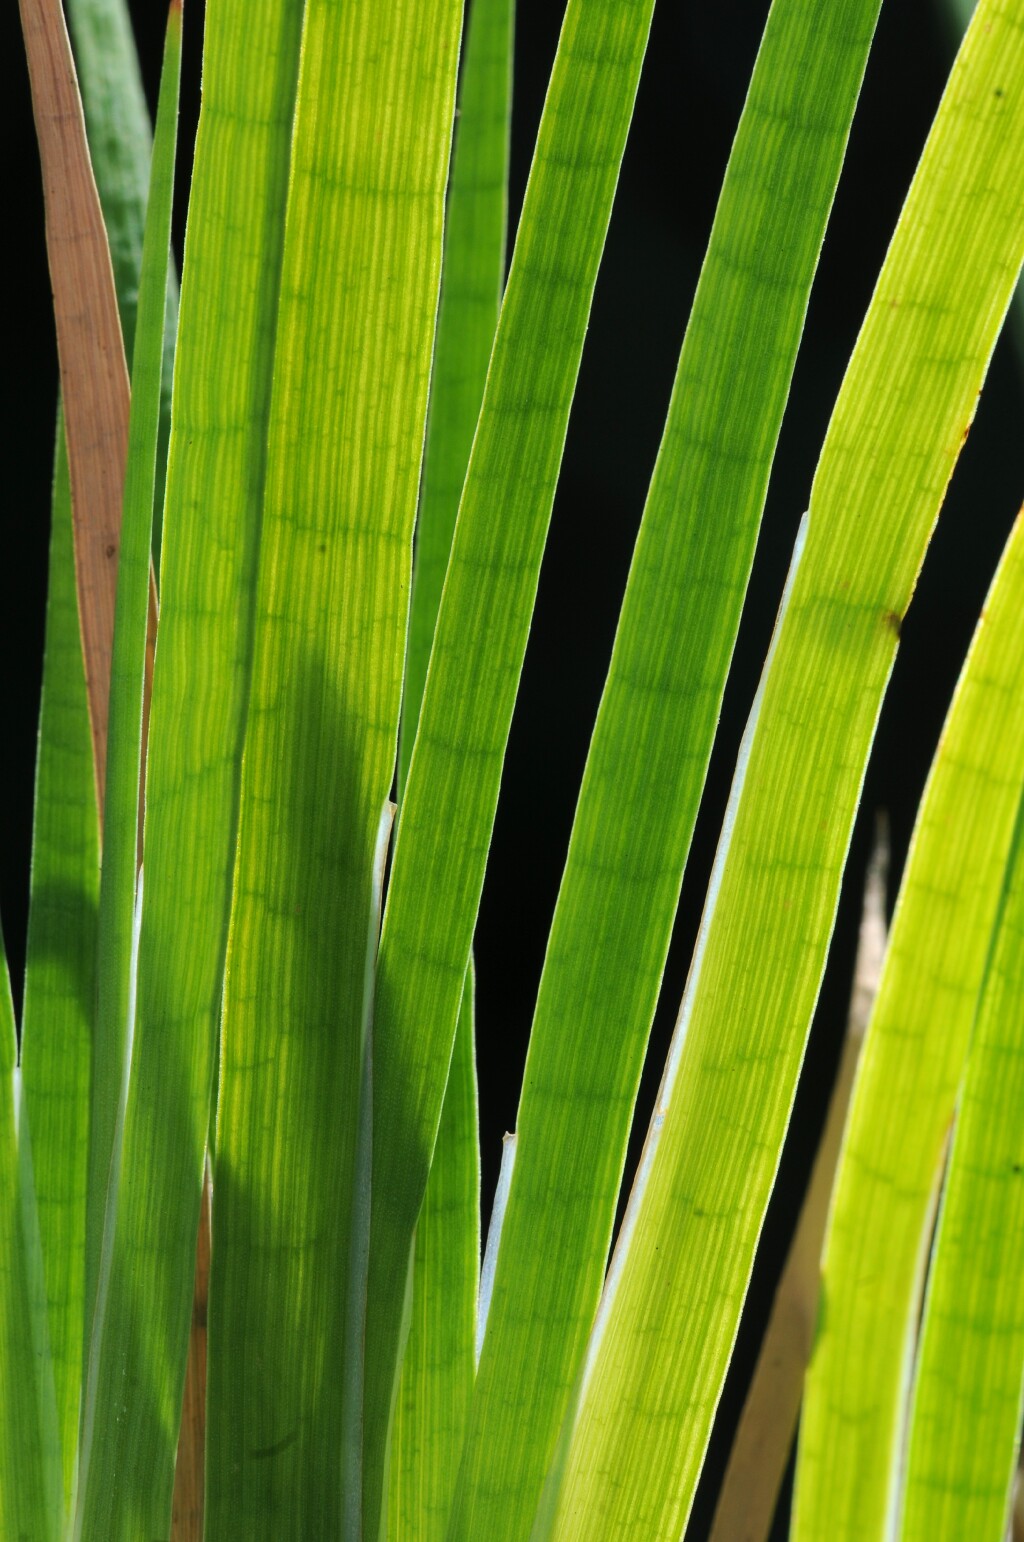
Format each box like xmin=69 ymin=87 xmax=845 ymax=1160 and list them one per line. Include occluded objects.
xmin=5 ymin=1 xmax=1022 ymax=1535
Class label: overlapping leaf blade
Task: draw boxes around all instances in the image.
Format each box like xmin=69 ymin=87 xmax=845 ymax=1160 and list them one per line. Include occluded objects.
xmin=399 ymin=0 xmax=513 ymax=793
xmin=709 ymin=826 xmax=887 ymax=1542
xmin=448 ymin=0 xmax=884 ymax=1532
xmin=389 ymin=987 xmax=479 ymax=1542
xmin=20 ymin=0 xmax=182 ymax=1518
xmin=388 ymin=0 xmax=513 ymax=1532
xmin=71 ymin=0 xmax=306 ymax=1530
xmin=82 ymin=8 xmax=180 ymax=1478
xmin=19 ymin=0 xmax=130 ymax=805
xmin=207 ymin=3 xmax=463 ymax=1535
xmin=794 ymin=504 xmax=1024 ymax=1542
xmin=901 ymin=773 xmax=1024 ymax=1542
xmin=547 ymin=3 xmax=1024 ymax=1537
xmin=364 ymin=3 xmax=659 ymax=1524
xmin=11 ymin=2 xmax=1024 ymax=1539
xmin=0 ymin=938 xmax=60 ymax=1542
xmin=65 ymin=0 xmax=179 ymax=546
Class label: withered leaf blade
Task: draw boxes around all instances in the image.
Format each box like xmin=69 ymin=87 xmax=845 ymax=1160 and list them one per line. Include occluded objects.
xmin=19 ymin=0 xmax=129 ymax=803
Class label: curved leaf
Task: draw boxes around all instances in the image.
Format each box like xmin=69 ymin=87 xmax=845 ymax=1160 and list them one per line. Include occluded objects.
xmin=451 ymin=0 xmax=884 ymax=1530
xmin=552 ymin=4 xmax=1024 ymax=1536
xmin=365 ymin=3 xmax=659 ymax=1524
xmin=795 ymin=508 xmax=1024 ymax=1542
xmin=901 ymin=778 xmax=1024 ymax=1542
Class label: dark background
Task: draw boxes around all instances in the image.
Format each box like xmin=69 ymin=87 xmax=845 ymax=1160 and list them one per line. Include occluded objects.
xmin=5 ymin=1 xmax=1022 ymax=1535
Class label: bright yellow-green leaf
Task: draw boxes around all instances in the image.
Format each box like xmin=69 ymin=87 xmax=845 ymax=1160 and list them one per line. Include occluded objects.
xmin=794 ymin=504 xmax=1024 ymax=1542
xmin=900 ymin=761 xmax=1024 ymax=1542
xmin=450 ymin=0 xmax=884 ymax=1531
xmin=549 ymin=4 xmax=1024 ymax=1537
xmin=208 ymin=4 xmax=463 ymax=1536
xmin=364 ymin=6 xmax=658 ymax=1526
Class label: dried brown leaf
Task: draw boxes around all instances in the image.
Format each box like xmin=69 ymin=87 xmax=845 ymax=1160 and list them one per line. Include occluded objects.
xmin=20 ymin=0 xmax=130 ymax=806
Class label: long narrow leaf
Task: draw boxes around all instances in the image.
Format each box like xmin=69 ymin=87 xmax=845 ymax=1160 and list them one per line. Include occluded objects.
xmin=0 ymin=936 xmax=61 ymax=1542
xmin=170 ymin=1164 xmax=209 ymax=1540
xmin=70 ymin=0 xmax=306 ymax=1531
xmin=342 ymin=799 xmax=397 ymax=1536
xmin=21 ymin=0 xmax=183 ymax=1514
xmin=388 ymin=0 xmax=512 ymax=1531
xmin=65 ymin=0 xmax=180 ymax=549
xmin=900 ymin=776 xmax=1024 ymax=1542
xmin=449 ymin=0 xmax=884 ymax=1531
xmin=549 ymin=5 xmax=1024 ymax=1537
xmin=81 ymin=0 xmax=180 ymax=1419
xmin=793 ymin=509 xmax=1024 ymax=1541
xmin=389 ymin=983 xmax=480 ymax=1542
xmin=941 ymin=0 xmax=1024 ymax=355
xmin=19 ymin=0 xmax=129 ymax=800
xmin=708 ymin=824 xmax=888 ymax=1542
xmin=398 ymin=0 xmax=514 ymax=792
xmin=208 ymin=5 xmax=463 ymax=1536
xmin=18 ymin=422 xmax=99 ymax=1526
xmin=365 ymin=4 xmax=658 ymax=1524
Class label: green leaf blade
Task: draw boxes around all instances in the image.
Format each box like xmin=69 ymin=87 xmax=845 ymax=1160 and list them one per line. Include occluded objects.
xmin=22 ymin=0 xmax=180 ymax=1514
xmin=65 ymin=0 xmax=159 ymax=358
xmin=0 ymin=938 xmax=61 ymax=1542
xmin=794 ymin=513 xmax=1024 ymax=1542
xmin=365 ymin=2 xmax=658 ymax=1522
xmin=389 ymin=982 xmax=480 ymax=1542
xmin=388 ymin=0 xmax=511 ymax=1528
xmin=0 ymin=1108 xmax=55 ymax=1542
xmin=71 ymin=0 xmax=305 ymax=1531
xmin=18 ymin=424 xmax=99 ymax=1526
xmin=400 ymin=0 xmax=513 ymax=794
xmin=207 ymin=5 xmax=463 ymax=1536
xmin=450 ymin=0 xmax=884 ymax=1532
xmin=900 ymin=763 xmax=1024 ymax=1542
xmin=549 ymin=4 xmax=1024 ymax=1537
xmin=81 ymin=0 xmax=180 ymax=1400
